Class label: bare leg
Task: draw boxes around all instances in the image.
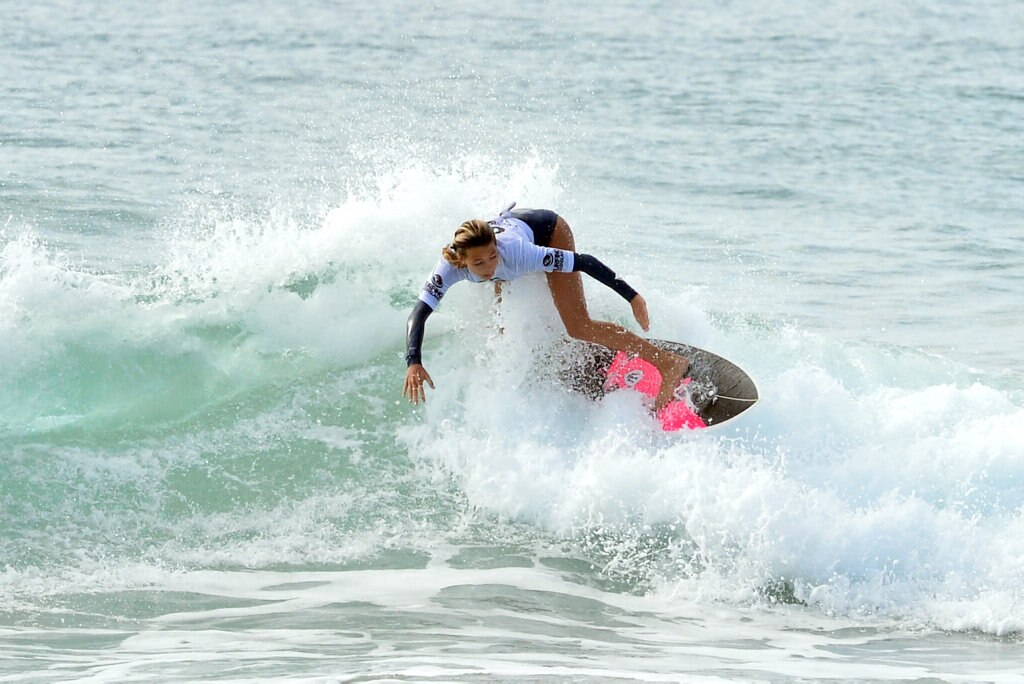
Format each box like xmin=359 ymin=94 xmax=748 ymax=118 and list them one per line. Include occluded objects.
xmin=545 ymin=217 xmax=689 ymax=410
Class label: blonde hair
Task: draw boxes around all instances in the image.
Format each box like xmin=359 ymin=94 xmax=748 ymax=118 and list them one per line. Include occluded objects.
xmin=441 ymin=219 xmax=495 ymax=267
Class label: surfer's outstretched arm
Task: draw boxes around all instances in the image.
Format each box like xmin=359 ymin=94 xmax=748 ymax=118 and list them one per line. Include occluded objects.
xmin=566 ymin=252 xmax=649 ymax=330
xmin=571 ymin=253 xmax=638 ymax=302
xmin=403 ymin=301 xmax=435 ymax=404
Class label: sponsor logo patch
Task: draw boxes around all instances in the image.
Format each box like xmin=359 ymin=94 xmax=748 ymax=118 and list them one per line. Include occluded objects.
xmin=432 ymin=273 xmax=443 ymax=288
xmin=423 ymin=281 xmax=444 ymax=302
xmin=624 ymin=369 xmax=644 ymax=388
xmin=543 ymin=253 xmax=553 ymax=268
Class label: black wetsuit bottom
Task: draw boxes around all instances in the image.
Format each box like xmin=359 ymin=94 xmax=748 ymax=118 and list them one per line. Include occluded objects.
xmin=511 ymin=209 xmax=559 ymax=247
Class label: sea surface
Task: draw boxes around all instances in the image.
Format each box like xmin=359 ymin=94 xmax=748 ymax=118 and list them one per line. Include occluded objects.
xmin=2 ymin=1 xmax=1023 ymax=681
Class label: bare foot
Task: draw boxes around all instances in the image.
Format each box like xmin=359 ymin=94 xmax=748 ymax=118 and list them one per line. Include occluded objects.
xmin=654 ymin=354 xmax=690 ymax=411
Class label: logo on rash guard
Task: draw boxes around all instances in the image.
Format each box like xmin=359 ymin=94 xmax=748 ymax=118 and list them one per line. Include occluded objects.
xmin=423 ymin=280 xmax=444 ymax=302
xmin=543 ymin=250 xmax=565 ymax=271
xmin=432 ymin=274 xmax=443 ymax=288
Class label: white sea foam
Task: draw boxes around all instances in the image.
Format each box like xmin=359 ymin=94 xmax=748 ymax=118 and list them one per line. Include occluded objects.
xmin=2 ymin=564 xmax=1019 ymax=683
xmin=397 ymin=225 xmax=1024 ymax=636
xmin=3 ymin=159 xmax=1023 ymax=641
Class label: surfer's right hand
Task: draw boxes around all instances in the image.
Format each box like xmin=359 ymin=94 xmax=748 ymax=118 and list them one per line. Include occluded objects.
xmin=403 ymin=364 xmax=435 ymax=405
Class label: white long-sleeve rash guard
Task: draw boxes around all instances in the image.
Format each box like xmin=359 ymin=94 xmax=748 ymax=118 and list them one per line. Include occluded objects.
xmin=406 ymin=211 xmax=638 ymax=367
xmin=418 ymin=215 xmax=574 ymax=310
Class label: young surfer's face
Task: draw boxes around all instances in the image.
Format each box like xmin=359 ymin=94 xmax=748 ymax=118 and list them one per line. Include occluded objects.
xmin=463 ymin=244 xmax=499 ymax=280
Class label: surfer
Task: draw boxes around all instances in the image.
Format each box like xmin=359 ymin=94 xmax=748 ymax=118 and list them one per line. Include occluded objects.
xmin=403 ymin=203 xmax=689 ymax=410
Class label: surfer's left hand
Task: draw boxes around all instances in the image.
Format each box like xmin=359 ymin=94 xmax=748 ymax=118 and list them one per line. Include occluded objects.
xmin=630 ymin=294 xmax=650 ymax=332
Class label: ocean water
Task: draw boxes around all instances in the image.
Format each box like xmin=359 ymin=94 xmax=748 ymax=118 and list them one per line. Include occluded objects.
xmin=2 ymin=0 xmax=1023 ymax=681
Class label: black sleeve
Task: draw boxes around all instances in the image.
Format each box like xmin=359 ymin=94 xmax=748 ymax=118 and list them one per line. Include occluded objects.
xmin=572 ymin=253 xmax=639 ymax=302
xmin=405 ymin=300 xmax=434 ymax=367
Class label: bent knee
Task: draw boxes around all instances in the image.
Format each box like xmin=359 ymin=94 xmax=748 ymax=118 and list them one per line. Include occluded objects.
xmin=564 ymin=318 xmax=595 ymax=340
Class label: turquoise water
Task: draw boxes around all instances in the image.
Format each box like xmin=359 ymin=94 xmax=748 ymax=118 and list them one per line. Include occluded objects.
xmin=2 ymin=1 xmax=1023 ymax=680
